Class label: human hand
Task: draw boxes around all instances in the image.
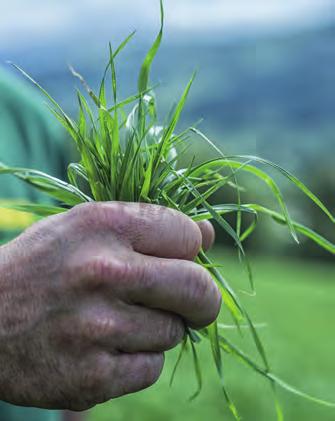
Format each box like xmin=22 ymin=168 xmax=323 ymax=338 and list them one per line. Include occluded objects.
xmin=0 ymin=202 xmax=220 ymax=410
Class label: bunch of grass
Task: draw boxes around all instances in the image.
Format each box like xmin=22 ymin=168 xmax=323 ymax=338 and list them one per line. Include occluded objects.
xmin=1 ymin=2 xmax=334 ymax=419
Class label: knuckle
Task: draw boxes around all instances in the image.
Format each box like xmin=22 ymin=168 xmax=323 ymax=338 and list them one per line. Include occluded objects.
xmin=53 ymin=307 xmax=121 ymax=350
xmin=66 ymin=252 xmax=137 ymax=293
xmin=84 ymin=255 xmax=115 ymax=281
xmin=69 ymin=202 xmax=105 ymax=227
xmin=82 ymin=256 xmax=131 ymax=287
xmin=66 ymin=256 xmax=110 ymax=290
xmin=124 ymin=258 xmax=152 ymax=295
xmin=69 ymin=201 xmax=124 ymax=231
xmin=85 ymin=312 xmax=122 ymax=345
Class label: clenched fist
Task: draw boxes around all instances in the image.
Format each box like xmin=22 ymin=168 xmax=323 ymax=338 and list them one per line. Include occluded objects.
xmin=0 ymin=202 xmax=220 ymax=410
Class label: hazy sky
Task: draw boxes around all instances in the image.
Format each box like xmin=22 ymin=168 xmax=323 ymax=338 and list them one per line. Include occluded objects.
xmin=1 ymin=0 xmax=334 ymax=49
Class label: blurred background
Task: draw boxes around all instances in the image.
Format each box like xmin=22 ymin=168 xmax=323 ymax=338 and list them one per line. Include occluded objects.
xmin=1 ymin=0 xmax=335 ymax=420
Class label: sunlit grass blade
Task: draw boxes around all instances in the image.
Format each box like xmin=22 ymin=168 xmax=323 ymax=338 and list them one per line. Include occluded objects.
xmin=67 ymin=163 xmax=88 ymax=188
xmin=69 ymin=65 xmax=101 ymax=107
xmin=76 ymin=90 xmax=96 ymax=132
xmin=138 ymin=0 xmax=163 ymax=94
xmin=245 ymin=204 xmax=335 ymax=254
xmin=153 ymin=74 xmax=195 ymax=172
xmin=7 ymin=62 xmax=77 ymax=133
xmin=137 ymin=0 xmax=163 ymax=135
xmin=240 ymin=213 xmax=258 ymax=242
xmin=0 ymin=163 xmax=91 ymax=205
xmin=108 ymin=43 xmax=118 ymax=104
xmin=191 ymin=204 xmax=256 ymax=222
xmin=107 ymin=85 xmax=159 ymax=113
xmin=170 ymin=165 xmax=245 ymax=254
xmin=0 ymin=201 xmax=67 ymax=217
xmin=234 ymin=155 xmax=335 ymax=224
xmin=191 ymin=127 xmax=243 ymax=228
xmin=267 ymin=373 xmax=335 ymax=408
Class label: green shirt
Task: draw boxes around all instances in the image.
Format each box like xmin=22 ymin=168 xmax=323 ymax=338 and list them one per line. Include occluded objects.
xmin=0 ymin=66 xmax=67 ymax=242
xmin=0 ymin=67 xmax=67 ymax=421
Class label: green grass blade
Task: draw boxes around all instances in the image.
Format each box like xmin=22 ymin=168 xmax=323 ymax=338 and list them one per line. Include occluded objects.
xmin=267 ymin=373 xmax=335 ymax=408
xmin=113 ymin=31 xmax=136 ymax=58
xmin=190 ymin=159 xmax=298 ymax=243
xmin=138 ymin=0 xmax=164 ymax=93
xmin=8 ymin=62 xmax=76 ymax=132
xmin=245 ymin=204 xmax=335 ymax=254
xmin=0 ymin=163 xmax=91 ymax=205
xmin=207 ymin=322 xmax=241 ymax=420
xmin=69 ymin=65 xmax=101 ymax=107
xmin=153 ymin=74 xmax=195 ymax=171
xmin=0 ymin=202 xmax=66 ymax=217
xmin=76 ymin=90 xmax=96 ymax=132
xmin=169 ymin=336 xmax=188 ymax=387
xmin=202 ymin=331 xmax=335 ymax=409
xmin=235 ymin=155 xmax=335 ymax=224
xmin=244 ymin=311 xmax=269 ymax=370
xmin=109 ymin=43 xmax=117 ymax=104
xmin=191 ymin=127 xmax=244 ymax=241
xmin=189 ymin=339 xmax=203 ymax=401
xmin=198 ymin=250 xmax=243 ymax=323
xmin=191 ymin=204 xmax=255 ymax=221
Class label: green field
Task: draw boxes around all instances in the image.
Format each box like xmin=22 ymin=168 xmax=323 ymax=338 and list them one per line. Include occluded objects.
xmin=89 ymin=249 xmax=335 ymax=421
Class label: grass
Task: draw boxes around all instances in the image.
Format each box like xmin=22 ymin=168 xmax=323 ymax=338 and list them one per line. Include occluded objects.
xmin=0 ymin=1 xmax=334 ymax=418
xmin=88 ymin=249 xmax=335 ymax=421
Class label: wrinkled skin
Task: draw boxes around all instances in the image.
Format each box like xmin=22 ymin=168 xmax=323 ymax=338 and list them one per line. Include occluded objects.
xmin=0 ymin=202 xmax=219 ymax=411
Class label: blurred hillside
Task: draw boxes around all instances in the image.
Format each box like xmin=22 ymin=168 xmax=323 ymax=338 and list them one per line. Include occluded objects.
xmin=1 ymin=22 xmax=334 ymax=257
xmin=3 ymin=24 xmax=333 ymax=166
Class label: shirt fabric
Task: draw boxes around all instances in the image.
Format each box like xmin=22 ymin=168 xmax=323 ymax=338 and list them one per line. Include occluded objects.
xmin=0 ymin=66 xmax=67 ymax=421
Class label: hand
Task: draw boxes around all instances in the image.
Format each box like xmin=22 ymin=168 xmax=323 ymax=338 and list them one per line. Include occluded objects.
xmin=0 ymin=202 xmax=220 ymax=410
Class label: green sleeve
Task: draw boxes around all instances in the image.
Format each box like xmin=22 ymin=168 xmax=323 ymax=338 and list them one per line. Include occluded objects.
xmin=0 ymin=67 xmax=65 ymax=421
xmin=0 ymin=66 xmax=69 ymax=242
xmin=0 ymin=402 xmax=61 ymax=421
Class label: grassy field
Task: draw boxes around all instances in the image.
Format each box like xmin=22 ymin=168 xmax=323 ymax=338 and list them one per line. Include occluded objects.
xmin=88 ymin=249 xmax=335 ymax=421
